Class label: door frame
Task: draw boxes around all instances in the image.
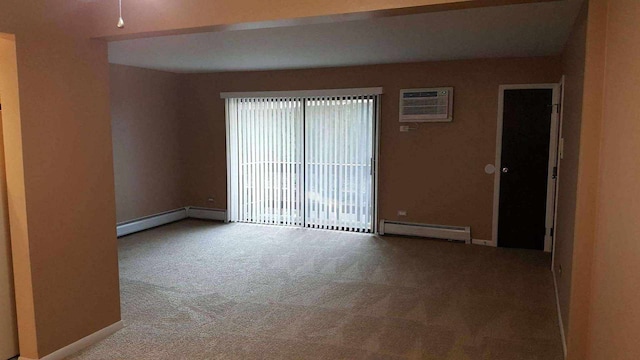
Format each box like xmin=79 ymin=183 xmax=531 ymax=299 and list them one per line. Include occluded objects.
xmin=491 ymin=83 xmax=561 ymax=252
xmin=551 ymin=76 xmax=565 ymax=268
xmin=372 ymin=96 xmax=381 ymax=234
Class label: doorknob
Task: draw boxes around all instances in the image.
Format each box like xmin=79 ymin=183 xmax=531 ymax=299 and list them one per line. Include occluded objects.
xmin=502 ymin=167 xmax=509 ymax=173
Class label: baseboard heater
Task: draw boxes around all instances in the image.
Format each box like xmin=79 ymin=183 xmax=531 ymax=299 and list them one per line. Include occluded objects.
xmin=379 ymin=220 xmax=471 ymax=244
xmin=186 ymin=206 xmax=227 ymax=221
xmin=116 ymin=207 xmax=227 ymax=237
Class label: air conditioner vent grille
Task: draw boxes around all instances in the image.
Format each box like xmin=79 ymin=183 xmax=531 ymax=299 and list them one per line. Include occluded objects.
xmin=402 ymin=105 xmax=448 ymax=116
xmin=403 ymin=98 xmax=443 ymax=107
xmin=399 ymin=87 xmax=453 ymax=122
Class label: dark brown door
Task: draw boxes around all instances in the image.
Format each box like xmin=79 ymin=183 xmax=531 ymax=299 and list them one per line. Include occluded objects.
xmin=498 ymin=88 xmax=553 ymax=250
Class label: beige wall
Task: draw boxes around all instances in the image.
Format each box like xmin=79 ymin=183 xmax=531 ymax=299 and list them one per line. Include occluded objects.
xmin=110 ymin=65 xmax=187 ymax=223
xmin=0 ymin=1 xmax=547 ymax=358
xmin=0 ymin=109 xmax=19 ymax=359
xmin=0 ymin=0 xmax=560 ymax=359
xmin=180 ymin=57 xmax=561 ymax=240
xmin=17 ymin=30 xmax=120 ymax=357
xmin=4 ymin=0 xmax=637 ymax=357
xmin=587 ymin=0 xmax=640 ymax=358
xmin=2 ymin=0 xmax=636 ymax=357
xmin=565 ymin=0 xmax=608 ymax=358
xmin=553 ymin=0 xmax=640 ymax=358
xmin=1 ymin=3 xmax=121 ymax=358
xmin=554 ymin=0 xmax=587 ymax=342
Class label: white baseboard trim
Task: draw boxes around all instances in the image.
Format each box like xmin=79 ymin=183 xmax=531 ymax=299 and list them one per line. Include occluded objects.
xmin=19 ymin=321 xmax=123 ymax=360
xmin=116 ymin=208 xmax=188 ymax=237
xmin=471 ymin=239 xmax=496 ymax=247
xmin=186 ymin=206 xmax=227 ymax=222
xmin=552 ymin=269 xmax=568 ymax=358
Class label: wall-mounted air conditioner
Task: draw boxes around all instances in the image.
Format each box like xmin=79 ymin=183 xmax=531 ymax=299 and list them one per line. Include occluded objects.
xmin=399 ymin=87 xmax=453 ymax=122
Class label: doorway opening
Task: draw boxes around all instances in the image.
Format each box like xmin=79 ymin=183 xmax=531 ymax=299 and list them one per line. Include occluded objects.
xmin=492 ymin=84 xmax=561 ymax=251
xmin=225 ymin=89 xmax=380 ymax=233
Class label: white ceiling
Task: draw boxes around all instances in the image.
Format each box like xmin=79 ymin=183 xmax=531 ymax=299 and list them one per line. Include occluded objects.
xmin=108 ymin=0 xmax=583 ymax=73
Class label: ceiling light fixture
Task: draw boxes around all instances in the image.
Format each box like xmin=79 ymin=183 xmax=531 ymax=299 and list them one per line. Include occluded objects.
xmin=116 ymin=0 xmax=125 ymax=28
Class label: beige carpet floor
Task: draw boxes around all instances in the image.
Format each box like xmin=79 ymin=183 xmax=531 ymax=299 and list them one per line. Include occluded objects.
xmin=68 ymin=219 xmax=563 ymax=360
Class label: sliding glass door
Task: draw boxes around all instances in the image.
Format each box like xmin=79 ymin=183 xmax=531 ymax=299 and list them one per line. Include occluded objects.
xmin=226 ymin=93 xmax=377 ymax=233
xmin=305 ymin=96 xmax=375 ymax=232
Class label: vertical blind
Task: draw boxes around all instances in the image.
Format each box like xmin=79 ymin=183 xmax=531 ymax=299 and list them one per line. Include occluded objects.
xmin=226 ymin=93 xmax=377 ymax=233
xmin=305 ymin=96 xmax=375 ymax=232
xmin=227 ymin=98 xmax=304 ymax=226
